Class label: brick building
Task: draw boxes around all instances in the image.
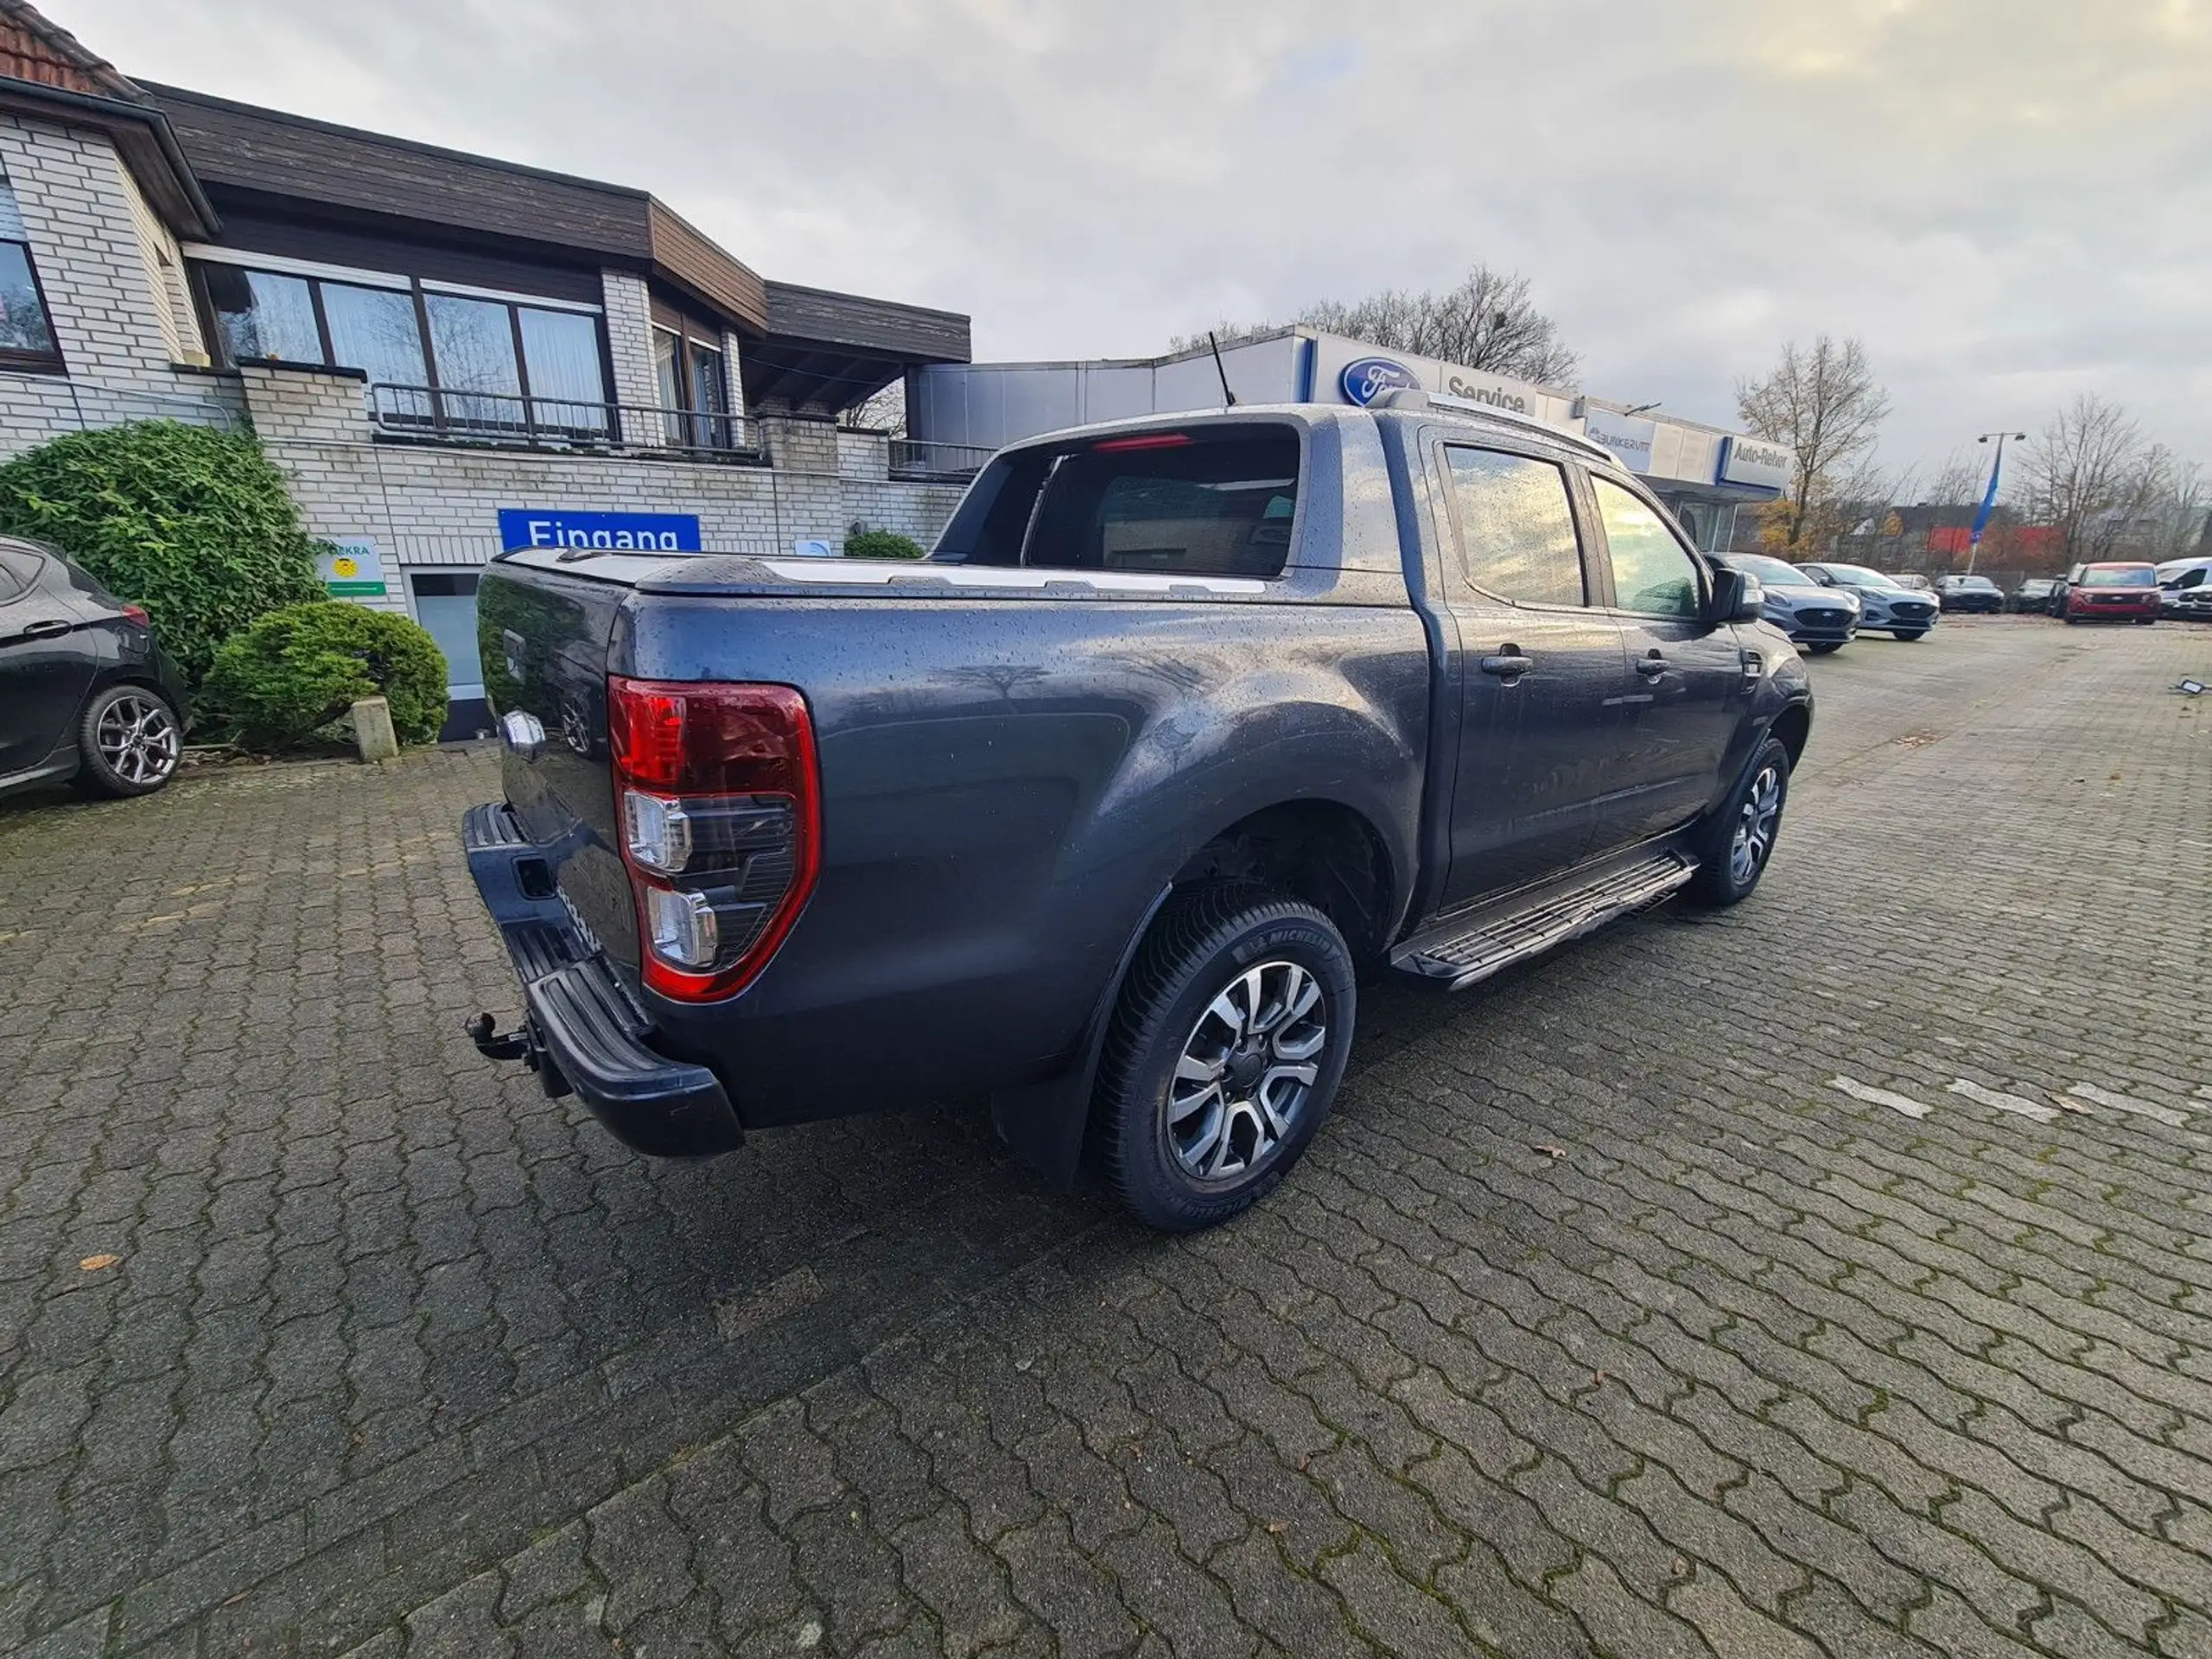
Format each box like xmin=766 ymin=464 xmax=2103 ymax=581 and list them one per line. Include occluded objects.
xmin=0 ymin=0 xmax=977 ymax=733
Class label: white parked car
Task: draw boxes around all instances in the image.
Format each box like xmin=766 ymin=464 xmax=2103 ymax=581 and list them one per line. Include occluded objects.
xmin=2158 ymin=556 xmax=2212 ymax=622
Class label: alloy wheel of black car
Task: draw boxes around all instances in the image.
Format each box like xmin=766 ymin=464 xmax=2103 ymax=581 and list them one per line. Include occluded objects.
xmin=76 ymin=685 xmax=182 ymax=798
xmin=1092 ymin=883 xmax=1355 ymax=1231
xmin=1688 ymin=736 xmax=1791 ymax=907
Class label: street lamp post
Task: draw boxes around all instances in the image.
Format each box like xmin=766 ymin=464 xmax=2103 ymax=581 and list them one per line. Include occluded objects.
xmin=1967 ymin=430 xmax=2028 ymax=575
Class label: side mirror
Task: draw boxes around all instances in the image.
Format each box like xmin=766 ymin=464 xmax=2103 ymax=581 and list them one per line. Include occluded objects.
xmin=1708 ymin=566 xmax=1764 ymax=624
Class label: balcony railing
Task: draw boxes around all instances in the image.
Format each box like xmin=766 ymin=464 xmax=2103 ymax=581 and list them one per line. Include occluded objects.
xmin=367 ymin=383 xmax=763 ymax=461
xmin=887 ymin=437 xmax=995 ymax=480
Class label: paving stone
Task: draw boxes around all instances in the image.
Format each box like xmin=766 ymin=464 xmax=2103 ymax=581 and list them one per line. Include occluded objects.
xmin=3 ymin=624 xmax=2209 ymax=1656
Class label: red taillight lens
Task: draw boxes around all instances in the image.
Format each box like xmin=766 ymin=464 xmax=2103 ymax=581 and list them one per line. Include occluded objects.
xmin=121 ymin=603 xmax=150 ymax=627
xmin=607 ymin=676 xmax=820 ymax=1001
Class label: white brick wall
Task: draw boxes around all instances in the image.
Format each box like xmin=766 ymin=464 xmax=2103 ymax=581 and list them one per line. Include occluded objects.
xmin=600 ymin=270 xmax=660 ymax=447
xmin=113 ymin=156 xmax=205 ymax=365
xmin=235 ymin=366 xmax=964 ymax=611
xmin=0 ymin=116 xmax=235 ymax=459
xmin=0 ymin=116 xmax=180 ymax=391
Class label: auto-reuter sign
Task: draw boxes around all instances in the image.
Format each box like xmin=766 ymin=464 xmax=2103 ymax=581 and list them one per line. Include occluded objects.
xmin=1718 ymin=436 xmax=1793 ymax=493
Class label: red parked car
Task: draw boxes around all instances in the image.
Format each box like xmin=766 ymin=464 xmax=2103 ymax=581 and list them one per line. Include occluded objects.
xmin=2059 ymin=562 xmax=2161 ymax=623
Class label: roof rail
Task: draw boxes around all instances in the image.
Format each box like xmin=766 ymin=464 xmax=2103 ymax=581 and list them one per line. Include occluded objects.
xmin=1422 ymin=392 xmax=1618 ymax=463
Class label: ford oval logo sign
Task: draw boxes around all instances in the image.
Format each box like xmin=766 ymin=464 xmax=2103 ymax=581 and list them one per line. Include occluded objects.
xmin=1339 ymin=356 xmax=1421 ymax=406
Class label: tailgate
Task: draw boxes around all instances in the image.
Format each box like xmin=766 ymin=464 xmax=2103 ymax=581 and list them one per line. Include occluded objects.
xmin=477 ymin=558 xmax=645 ymax=976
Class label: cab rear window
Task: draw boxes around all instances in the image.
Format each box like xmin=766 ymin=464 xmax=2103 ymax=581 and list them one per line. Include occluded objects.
xmin=938 ymin=424 xmax=1300 ymax=579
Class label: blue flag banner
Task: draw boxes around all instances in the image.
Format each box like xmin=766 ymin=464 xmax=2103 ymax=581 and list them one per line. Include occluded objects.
xmin=1968 ymin=454 xmax=2004 ymax=549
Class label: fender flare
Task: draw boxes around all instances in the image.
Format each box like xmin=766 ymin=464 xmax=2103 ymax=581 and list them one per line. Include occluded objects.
xmin=988 ymin=883 xmax=1173 ymax=1190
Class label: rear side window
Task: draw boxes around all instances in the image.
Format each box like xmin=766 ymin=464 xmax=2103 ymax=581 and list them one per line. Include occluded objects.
xmin=1443 ymin=447 xmax=1585 ymax=607
xmin=940 ymin=425 xmax=1300 ymax=578
xmin=0 ymin=545 xmax=40 ymax=601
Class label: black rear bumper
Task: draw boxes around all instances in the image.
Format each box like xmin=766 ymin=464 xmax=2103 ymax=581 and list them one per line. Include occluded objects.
xmin=462 ymin=802 xmax=743 ymax=1157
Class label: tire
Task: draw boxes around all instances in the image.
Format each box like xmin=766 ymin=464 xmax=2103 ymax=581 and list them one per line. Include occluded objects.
xmin=1687 ymin=736 xmax=1790 ymax=907
xmin=1896 ymin=630 xmax=1927 ymax=642
xmin=1804 ymin=642 xmax=1843 ymax=655
xmin=1091 ymin=883 xmax=1355 ymax=1232
xmin=72 ymin=683 xmax=183 ymax=798
xmin=2136 ymin=617 xmax=2156 ymax=626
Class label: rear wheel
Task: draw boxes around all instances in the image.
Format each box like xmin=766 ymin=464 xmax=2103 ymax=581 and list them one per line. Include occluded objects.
xmin=1688 ymin=737 xmax=1789 ymax=907
xmin=1804 ymin=642 xmax=1843 ymax=655
xmin=73 ymin=684 xmax=182 ymax=798
xmin=1091 ymin=884 xmax=1355 ymax=1232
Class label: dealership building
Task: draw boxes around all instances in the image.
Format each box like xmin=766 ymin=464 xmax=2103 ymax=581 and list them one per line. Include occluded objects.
xmin=0 ymin=0 xmax=1787 ymax=736
xmin=0 ymin=0 xmax=980 ymax=733
xmin=907 ymin=331 xmax=1791 ymax=556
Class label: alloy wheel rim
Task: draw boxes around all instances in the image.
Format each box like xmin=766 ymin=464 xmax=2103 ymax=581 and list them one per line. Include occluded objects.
xmin=96 ymin=695 xmax=180 ymax=786
xmin=1167 ymin=959 xmax=1327 ymax=1183
xmin=1728 ymin=766 xmax=1782 ymax=887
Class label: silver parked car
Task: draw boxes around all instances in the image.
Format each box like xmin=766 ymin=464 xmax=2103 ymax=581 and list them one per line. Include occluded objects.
xmin=1713 ymin=552 xmax=1859 ymax=653
xmin=1794 ymin=562 xmax=1941 ymax=640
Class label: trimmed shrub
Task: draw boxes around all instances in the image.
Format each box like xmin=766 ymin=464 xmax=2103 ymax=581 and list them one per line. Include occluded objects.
xmin=203 ymin=601 xmax=448 ymax=751
xmin=0 ymin=420 xmax=324 ymax=683
xmin=844 ymin=527 xmax=925 ymax=561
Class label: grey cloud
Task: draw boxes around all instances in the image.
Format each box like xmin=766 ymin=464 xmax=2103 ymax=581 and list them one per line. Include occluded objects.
xmin=51 ymin=0 xmax=2212 ymax=469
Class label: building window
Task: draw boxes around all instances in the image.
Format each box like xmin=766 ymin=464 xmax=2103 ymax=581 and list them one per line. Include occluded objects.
xmin=652 ymin=320 xmax=738 ymax=449
xmin=0 ymin=175 xmax=63 ymax=372
xmin=194 ymin=260 xmax=610 ymax=437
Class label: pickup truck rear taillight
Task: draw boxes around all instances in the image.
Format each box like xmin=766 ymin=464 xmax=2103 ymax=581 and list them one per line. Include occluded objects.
xmin=607 ymin=677 xmax=820 ymax=1001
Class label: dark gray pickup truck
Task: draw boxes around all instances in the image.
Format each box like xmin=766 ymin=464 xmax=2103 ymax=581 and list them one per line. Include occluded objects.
xmin=463 ymin=393 xmax=1809 ymax=1230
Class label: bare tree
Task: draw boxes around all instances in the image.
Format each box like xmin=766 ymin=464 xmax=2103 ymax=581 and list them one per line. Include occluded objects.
xmin=2020 ymin=395 xmax=2143 ymax=564
xmin=1735 ymin=336 xmax=1890 ymax=551
xmin=2153 ymin=459 xmax=2210 ymax=558
xmin=842 ymin=380 xmax=906 ymax=438
xmin=1173 ymin=264 xmax=1581 ymax=386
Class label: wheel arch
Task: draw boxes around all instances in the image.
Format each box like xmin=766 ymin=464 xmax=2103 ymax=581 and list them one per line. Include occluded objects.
xmin=1768 ymin=700 xmax=1811 ymax=772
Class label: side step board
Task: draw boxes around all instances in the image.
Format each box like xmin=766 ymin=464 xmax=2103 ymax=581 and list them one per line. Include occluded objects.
xmin=1390 ymin=849 xmax=1698 ymax=990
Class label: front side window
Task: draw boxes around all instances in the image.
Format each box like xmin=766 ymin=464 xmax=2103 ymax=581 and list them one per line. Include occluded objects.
xmin=1444 ymin=447 xmax=1585 ymax=607
xmin=1592 ymin=476 xmax=1702 ymax=618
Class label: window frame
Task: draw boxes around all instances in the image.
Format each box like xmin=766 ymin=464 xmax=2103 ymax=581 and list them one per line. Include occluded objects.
xmin=1580 ymin=467 xmax=1713 ymax=620
xmin=192 ymin=259 xmax=617 ymax=438
xmin=1429 ymin=432 xmax=1599 ymax=613
xmin=0 ymin=234 xmax=67 ymax=374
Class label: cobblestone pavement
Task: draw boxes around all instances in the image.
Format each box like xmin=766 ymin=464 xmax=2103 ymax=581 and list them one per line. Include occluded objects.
xmin=3 ymin=617 xmax=2211 ymax=1657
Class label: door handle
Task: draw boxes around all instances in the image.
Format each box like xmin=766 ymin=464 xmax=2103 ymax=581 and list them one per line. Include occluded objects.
xmin=1479 ymin=650 xmax=1533 ymax=679
xmin=1635 ymin=651 xmax=1668 ymax=677
xmin=19 ymin=619 xmax=72 ymax=639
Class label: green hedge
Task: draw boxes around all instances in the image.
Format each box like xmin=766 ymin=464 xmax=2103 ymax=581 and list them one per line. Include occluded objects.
xmin=203 ymin=601 xmax=448 ymax=751
xmin=0 ymin=420 xmax=324 ymax=683
xmin=844 ymin=527 xmax=925 ymax=561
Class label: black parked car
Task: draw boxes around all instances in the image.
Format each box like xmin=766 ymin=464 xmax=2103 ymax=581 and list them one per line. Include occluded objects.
xmin=1934 ymin=574 xmax=2004 ymax=613
xmin=2009 ymin=576 xmax=2059 ymax=613
xmin=0 ymin=536 xmax=188 ymax=801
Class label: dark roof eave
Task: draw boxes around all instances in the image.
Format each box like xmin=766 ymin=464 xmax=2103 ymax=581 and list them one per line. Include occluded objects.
xmin=0 ymin=79 xmax=218 ymax=237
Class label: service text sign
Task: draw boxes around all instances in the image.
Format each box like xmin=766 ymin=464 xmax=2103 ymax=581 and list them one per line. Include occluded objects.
xmin=498 ymin=509 xmax=702 ymax=552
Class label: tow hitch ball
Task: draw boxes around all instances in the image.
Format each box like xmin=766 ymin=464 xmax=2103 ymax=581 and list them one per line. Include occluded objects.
xmin=465 ymin=1011 xmax=532 ymax=1064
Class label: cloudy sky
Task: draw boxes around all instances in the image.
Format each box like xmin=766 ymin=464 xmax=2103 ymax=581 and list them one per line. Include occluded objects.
xmin=52 ymin=0 xmax=2212 ymax=480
